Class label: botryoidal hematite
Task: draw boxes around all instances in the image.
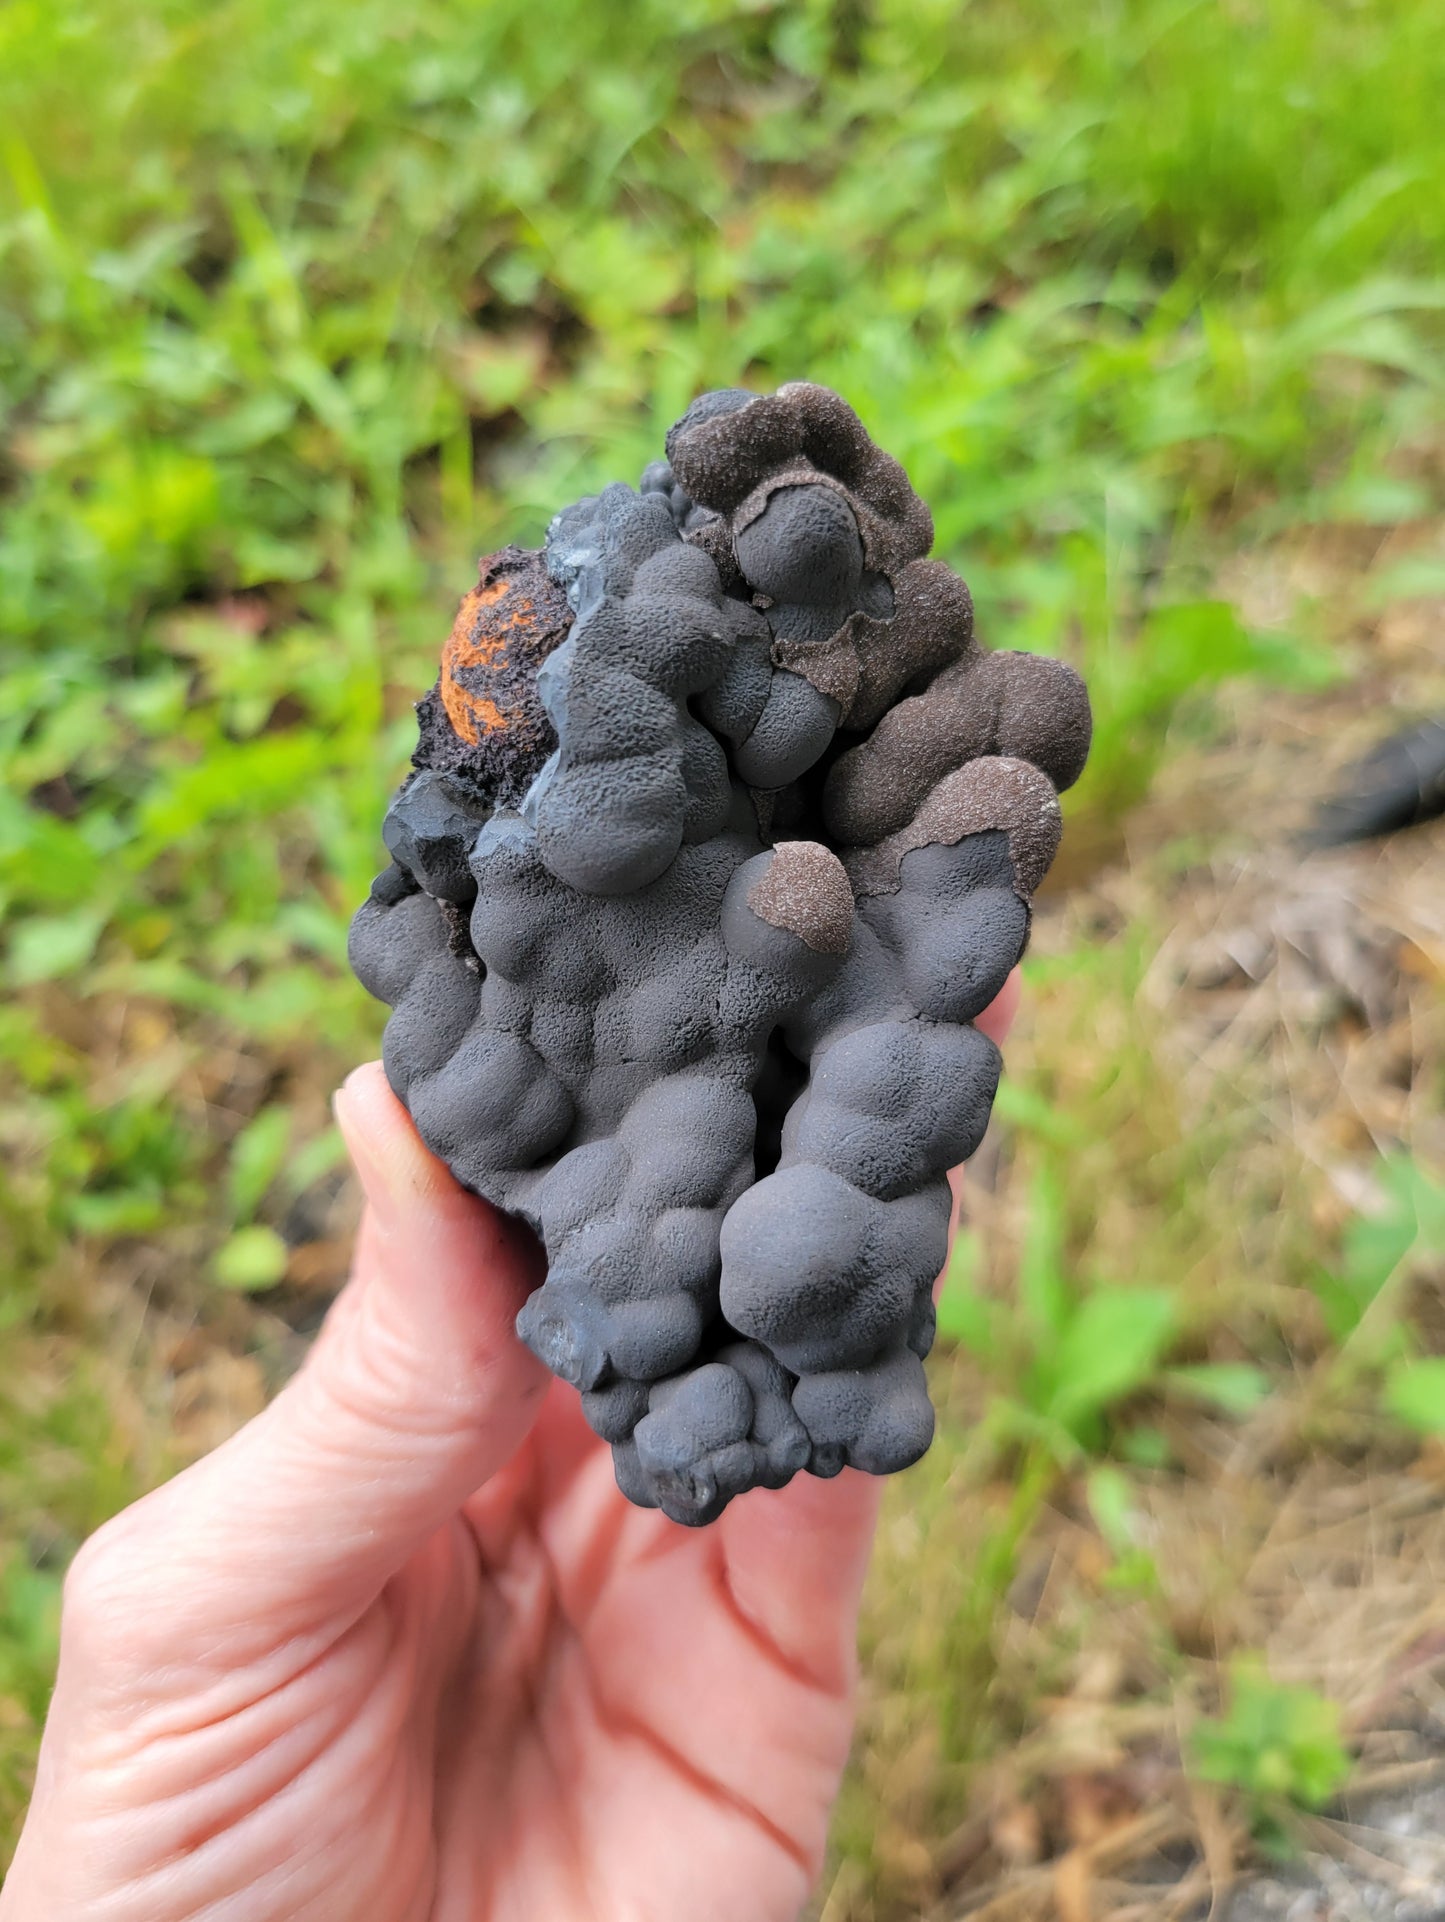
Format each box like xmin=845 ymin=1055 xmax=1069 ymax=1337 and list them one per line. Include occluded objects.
xmin=349 ymin=382 xmax=1091 ymax=1525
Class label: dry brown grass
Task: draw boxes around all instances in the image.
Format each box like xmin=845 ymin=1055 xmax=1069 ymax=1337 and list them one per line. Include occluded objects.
xmin=819 ymin=535 xmax=1445 ymax=1919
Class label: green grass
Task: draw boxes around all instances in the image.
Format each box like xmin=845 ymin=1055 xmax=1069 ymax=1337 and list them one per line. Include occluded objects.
xmin=3 ymin=0 xmax=1444 ymax=1889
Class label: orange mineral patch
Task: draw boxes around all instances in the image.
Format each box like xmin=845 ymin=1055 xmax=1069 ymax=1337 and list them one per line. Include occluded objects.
xmin=440 ymin=580 xmax=542 ymax=744
xmin=416 ymin=545 xmax=572 ymax=802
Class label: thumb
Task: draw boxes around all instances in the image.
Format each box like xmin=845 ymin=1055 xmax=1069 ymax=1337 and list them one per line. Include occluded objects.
xmin=77 ymin=1063 xmax=548 ymax=1662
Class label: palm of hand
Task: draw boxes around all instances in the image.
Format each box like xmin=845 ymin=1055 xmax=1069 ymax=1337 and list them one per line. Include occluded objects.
xmin=8 ymin=976 xmax=1029 ymax=1922
xmin=427 ymin=1398 xmax=866 ymax=1921
xmin=18 ymin=1402 xmax=869 ymax=1922
xmin=3 ymin=1064 xmax=880 ymax=1922
xmin=319 ymin=1399 xmax=867 ymax=1922
xmin=6 ymin=983 xmax=1013 ymax=1922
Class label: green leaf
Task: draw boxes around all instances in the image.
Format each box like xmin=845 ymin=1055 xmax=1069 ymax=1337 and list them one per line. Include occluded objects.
xmin=212 ymin=1225 xmax=288 ymax=1293
xmin=1165 ymin=1363 xmax=1272 ymax=1416
xmin=0 ymin=1558 xmax=63 ymax=1720
xmin=1017 ymin=1165 xmax=1071 ymax=1343
xmin=6 ymin=907 xmax=105 ymax=986
xmin=1044 ymin=1287 xmax=1178 ymax=1433
xmin=1118 ymin=1425 xmax=1173 ymax=1469
xmin=936 ymin=1230 xmax=997 ymax=1350
xmin=989 ymin=1079 xmax=1090 ymax=1148
xmin=1086 ymin=1463 xmax=1161 ymax=1591
xmin=69 ymin=1188 xmax=167 ymax=1236
xmin=1192 ymin=1657 xmax=1351 ymax=1814
xmin=1386 ymin=1157 xmax=1445 ymax=1255
xmin=279 ymin=1124 xmax=347 ymax=1201
xmin=1362 ymin=554 xmax=1445 ymax=609
xmin=1384 ymin=1359 xmax=1445 ymax=1436
xmin=1086 ymin=1464 xmax=1136 ymax=1557
xmin=1319 ymin=1156 xmax=1445 ymax=1341
xmin=227 ymin=1106 xmax=293 ymax=1224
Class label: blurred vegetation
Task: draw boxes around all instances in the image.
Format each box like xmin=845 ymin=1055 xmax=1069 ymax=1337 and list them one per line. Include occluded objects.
xmin=2 ymin=0 xmax=1444 ymax=1897
xmin=1192 ymin=1656 xmax=1353 ymax=1852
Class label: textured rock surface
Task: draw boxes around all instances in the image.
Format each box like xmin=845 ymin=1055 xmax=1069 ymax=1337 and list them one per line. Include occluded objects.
xmin=350 ymin=380 xmax=1092 ymax=1524
xmin=1222 ymin=1777 xmax=1445 ymax=1920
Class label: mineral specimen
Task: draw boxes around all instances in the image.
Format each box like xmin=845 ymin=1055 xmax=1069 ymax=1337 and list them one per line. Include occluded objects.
xmin=349 ymin=381 xmax=1091 ymax=1525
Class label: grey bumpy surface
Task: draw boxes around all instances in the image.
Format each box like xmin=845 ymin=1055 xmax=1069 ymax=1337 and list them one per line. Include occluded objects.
xmin=349 ymin=382 xmax=1092 ymax=1525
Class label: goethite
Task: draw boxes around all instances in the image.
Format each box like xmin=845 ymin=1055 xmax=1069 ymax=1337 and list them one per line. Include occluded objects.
xmin=350 ymin=382 xmax=1092 ymax=1525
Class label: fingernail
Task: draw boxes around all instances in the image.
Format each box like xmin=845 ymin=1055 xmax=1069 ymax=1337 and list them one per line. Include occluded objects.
xmin=334 ymin=1076 xmax=410 ymax=1235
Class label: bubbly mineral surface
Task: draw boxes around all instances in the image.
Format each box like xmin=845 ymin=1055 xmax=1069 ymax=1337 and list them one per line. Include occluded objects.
xmin=349 ymin=382 xmax=1091 ymax=1524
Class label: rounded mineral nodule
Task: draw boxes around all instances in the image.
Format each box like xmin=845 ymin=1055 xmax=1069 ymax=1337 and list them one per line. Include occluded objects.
xmin=352 ymin=381 xmax=1092 ymax=1524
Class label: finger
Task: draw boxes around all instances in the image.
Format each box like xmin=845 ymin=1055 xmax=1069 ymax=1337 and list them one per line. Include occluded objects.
xmin=976 ymin=962 xmax=1020 ymax=1046
xmin=714 ymin=1468 xmax=883 ymax=1700
xmin=81 ymin=1064 xmax=548 ymax=1659
xmin=716 ymin=967 xmax=1022 ymax=1687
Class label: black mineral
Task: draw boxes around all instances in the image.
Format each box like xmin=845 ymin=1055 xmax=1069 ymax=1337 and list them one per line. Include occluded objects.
xmin=349 ymin=381 xmax=1092 ymax=1524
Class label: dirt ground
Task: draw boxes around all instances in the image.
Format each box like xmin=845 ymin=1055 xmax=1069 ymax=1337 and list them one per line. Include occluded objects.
xmin=830 ymin=536 xmax=1445 ymax=1921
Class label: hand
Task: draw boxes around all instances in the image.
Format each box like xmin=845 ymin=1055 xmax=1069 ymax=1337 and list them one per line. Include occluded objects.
xmin=2 ymin=977 xmax=1018 ymax=1922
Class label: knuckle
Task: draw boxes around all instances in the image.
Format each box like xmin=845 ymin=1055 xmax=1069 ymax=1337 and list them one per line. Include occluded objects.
xmin=60 ymin=1515 xmax=148 ymax=1661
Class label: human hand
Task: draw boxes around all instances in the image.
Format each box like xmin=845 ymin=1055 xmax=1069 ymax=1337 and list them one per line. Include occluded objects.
xmin=2 ymin=976 xmax=1017 ymax=1922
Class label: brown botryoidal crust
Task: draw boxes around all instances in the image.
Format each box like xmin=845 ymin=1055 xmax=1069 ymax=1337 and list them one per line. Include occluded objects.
xmin=824 ymin=648 xmax=1091 ymax=851
xmin=412 ymin=544 xmax=574 ymax=805
xmin=842 ymin=756 xmax=1063 ymax=900
xmin=746 ymin=839 xmax=855 ymax=953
